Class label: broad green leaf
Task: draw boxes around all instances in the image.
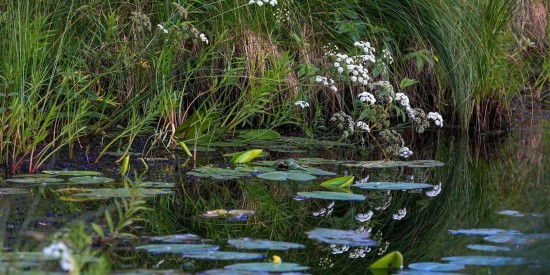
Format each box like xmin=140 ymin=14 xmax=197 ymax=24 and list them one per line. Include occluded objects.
xmin=369 ymin=251 xmax=403 ymax=270
xmin=42 ymin=170 xmax=102 ymax=176
xmin=257 ymin=171 xmax=316 ymax=182
xmin=228 ymin=238 xmax=305 ymax=250
xmin=184 ymin=251 xmax=266 ymax=261
xmin=230 ymin=149 xmax=264 ymax=164
xmin=297 ymin=191 xmax=365 ymax=201
xmin=307 ymin=228 xmax=377 ymax=246
xmin=239 ymin=129 xmax=281 ymax=140
xmin=320 ymin=176 xmax=354 ymax=188
xmin=224 ymin=263 xmax=309 ymax=272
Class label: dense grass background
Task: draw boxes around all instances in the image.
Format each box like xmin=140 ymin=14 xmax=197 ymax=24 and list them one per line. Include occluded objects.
xmin=0 ymin=0 xmax=547 ymax=172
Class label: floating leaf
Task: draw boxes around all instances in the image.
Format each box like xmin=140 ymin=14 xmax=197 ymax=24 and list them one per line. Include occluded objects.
xmin=369 ymin=251 xmax=404 ymax=270
xmin=483 ymin=233 xmax=550 ymax=245
xmin=234 ymin=166 xmax=276 ymax=173
xmin=5 ymin=177 xmax=64 ymax=184
xmin=467 ymin=244 xmax=511 ymax=252
xmin=230 ymin=149 xmax=264 ymax=164
xmin=448 ymin=228 xmax=519 ymax=236
xmin=403 ymin=160 xmax=445 ymax=168
xmin=68 ymin=176 xmax=114 ymax=184
xmin=148 ymin=234 xmax=202 ymax=243
xmin=345 ymin=160 xmax=444 ymax=169
xmin=224 ymin=263 xmax=309 ymax=272
xmin=187 ymin=166 xmax=250 ymax=180
xmin=239 ymin=129 xmax=281 ymax=140
xmin=353 ymin=182 xmax=433 ymax=190
xmin=256 ymin=171 xmax=316 ymax=182
xmin=136 ymin=244 xmax=218 ymax=254
xmin=207 ymin=141 xmax=247 ymax=147
xmin=295 ymin=158 xmax=348 ymax=165
xmin=42 ymin=170 xmax=102 ymax=176
xmin=320 ymin=176 xmax=354 ymax=188
xmin=297 ymin=191 xmax=365 ymax=201
xmin=302 ymin=167 xmax=337 ymax=176
xmin=184 ymin=251 xmax=266 ymax=261
xmin=0 ymin=188 xmax=29 ymax=195
xmin=228 ymin=238 xmax=304 ymax=250
xmin=140 ymin=182 xmax=174 ymax=188
xmin=307 ymin=228 xmax=377 ymax=247
xmin=408 ymin=262 xmax=465 ymax=272
xmin=71 ymin=188 xmax=173 ymax=198
xmin=442 ymin=256 xmax=527 ymax=266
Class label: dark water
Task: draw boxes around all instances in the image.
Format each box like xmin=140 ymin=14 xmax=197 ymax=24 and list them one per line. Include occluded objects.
xmin=0 ymin=107 xmax=548 ymax=274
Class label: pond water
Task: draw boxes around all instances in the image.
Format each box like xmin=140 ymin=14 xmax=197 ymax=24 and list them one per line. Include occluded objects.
xmin=0 ymin=106 xmax=548 ymax=274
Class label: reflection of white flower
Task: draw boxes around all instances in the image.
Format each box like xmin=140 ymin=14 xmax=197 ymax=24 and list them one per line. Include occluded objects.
xmin=427 ymin=112 xmax=444 ymax=127
xmin=294 ymin=100 xmax=309 ymax=109
xmin=399 ymin=147 xmax=413 ymax=158
xmin=43 ymin=242 xmax=74 ymax=272
xmin=356 ymin=121 xmax=370 ymax=132
xmin=392 ymin=208 xmax=407 ymax=220
xmin=157 ymin=24 xmax=168 ymax=33
xmin=426 ymin=182 xmax=442 ymax=197
xmin=355 ymin=211 xmax=373 ymax=222
xmin=199 ymin=33 xmax=209 ymax=44
xmin=330 ymin=244 xmax=350 ymax=254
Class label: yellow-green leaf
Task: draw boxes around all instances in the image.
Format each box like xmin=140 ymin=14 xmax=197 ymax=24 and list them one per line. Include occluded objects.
xmin=320 ymin=176 xmax=354 ymax=188
xmin=369 ymin=251 xmax=403 ymax=270
xmin=178 ymin=142 xmax=192 ymax=157
xmin=230 ymin=149 xmax=263 ymax=164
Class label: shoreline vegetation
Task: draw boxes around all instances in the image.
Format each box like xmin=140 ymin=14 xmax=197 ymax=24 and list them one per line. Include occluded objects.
xmin=0 ymin=0 xmax=548 ymax=173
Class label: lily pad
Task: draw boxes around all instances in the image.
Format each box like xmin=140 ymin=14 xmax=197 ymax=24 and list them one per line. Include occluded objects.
xmin=224 ymin=263 xmax=309 ymax=272
xmin=187 ymin=167 xmax=250 ymax=180
xmin=448 ymin=228 xmax=519 ymax=236
xmin=0 ymin=188 xmax=29 ymax=195
xmin=345 ymin=160 xmax=444 ymax=168
xmin=352 ymin=182 xmax=433 ymax=190
xmin=307 ymin=228 xmax=378 ymax=247
xmin=234 ymin=166 xmax=276 ymax=173
xmin=442 ymin=256 xmax=527 ymax=266
xmin=302 ymin=167 xmax=338 ymax=176
xmin=42 ymin=170 xmax=103 ymax=176
xmin=483 ymin=233 xmax=550 ymax=245
xmin=295 ymin=158 xmax=348 ymax=165
xmin=148 ymin=234 xmax=202 ymax=243
xmin=320 ymin=176 xmax=354 ymax=188
xmin=408 ymin=262 xmax=465 ymax=272
xmin=297 ymin=191 xmax=366 ymax=201
xmin=140 ymin=182 xmax=174 ymax=188
xmin=184 ymin=251 xmax=266 ymax=261
xmin=467 ymin=244 xmax=511 ymax=252
xmin=68 ymin=176 xmax=114 ymax=184
xmin=224 ymin=151 xmax=269 ymax=159
xmin=5 ymin=177 xmax=64 ymax=184
xmin=71 ymin=188 xmax=173 ymax=198
xmin=403 ymin=160 xmax=445 ymax=168
xmin=136 ymin=244 xmax=218 ymax=254
xmin=228 ymin=238 xmax=305 ymax=250
xmin=230 ymin=149 xmax=264 ymax=164
xmin=257 ymin=171 xmax=316 ymax=182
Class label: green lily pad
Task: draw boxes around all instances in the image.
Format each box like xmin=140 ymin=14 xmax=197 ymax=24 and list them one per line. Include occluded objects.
xmin=297 ymin=191 xmax=366 ymax=201
xmin=442 ymin=256 xmax=527 ymax=266
xmin=238 ymin=129 xmax=281 ymax=140
xmin=345 ymin=160 xmax=445 ymax=169
xmin=448 ymin=229 xmax=519 ymax=236
xmin=370 ymin=251 xmax=404 ymax=270
xmin=353 ymin=182 xmax=434 ymax=190
xmin=404 ymin=160 xmax=445 ymax=168
xmin=136 ymin=244 xmax=218 ymax=254
xmin=0 ymin=188 xmax=29 ymax=195
xmin=224 ymin=263 xmax=309 ymax=272
xmin=234 ymin=166 xmax=276 ymax=173
xmin=224 ymin=151 xmax=269 ymax=159
xmin=408 ymin=262 xmax=464 ymax=272
xmin=68 ymin=176 xmax=114 ymax=184
xmin=140 ymin=182 xmax=174 ymax=188
xmin=187 ymin=166 xmax=250 ymax=180
xmin=184 ymin=251 xmax=266 ymax=261
xmin=71 ymin=188 xmax=173 ymax=198
xmin=320 ymin=176 xmax=354 ymax=188
xmin=295 ymin=158 xmax=348 ymax=165
xmin=148 ymin=234 xmax=202 ymax=243
xmin=302 ymin=167 xmax=338 ymax=176
xmin=483 ymin=233 xmax=550 ymax=245
xmin=230 ymin=149 xmax=264 ymax=164
xmin=256 ymin=171 xmax=316 ymax=181
xmin=228 ymin=238 xmax=305 ymax=250
xmin=307 ymin=228 xmax=378 ymax=246
xmin=5 ymin=177 xmax=65 ymax=184
xmin=467 ymin=244 xmax=511 ymax=252
xmin=42 ymin=170 xmax=103 ymax=176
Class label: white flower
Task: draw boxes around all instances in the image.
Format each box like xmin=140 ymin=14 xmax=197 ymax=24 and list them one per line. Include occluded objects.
xmin=426 ymin=183 xmax=442 ymax=197
xmin=355 ymin=211 xmax=373 ymax=222
xmin=356 ymin=121 xmax=370 ymax=132
xmin=395 ymin=93 xmax=410 ymax=108
xmin=199 ymin=33 xmax=209 ymax=44
xmin=399 ymin=147 xmax=413 ymax=158
xmin=427 ymin=112 xmax=443 ymax=127
xmin=358 ymin=92 xmax=375 ymax=105
xmin=294 ymin=100 xmax=309 ymax=109
xmin=157 ymin=24 xmax=168 ymax=33
xmin=334 ymin=62 xmax=340 ymax=68
xmin=392 ymin=208 xmax=407 ymax=220
xmin=43 ymin=241 xmax=74 ymax=272
xmin=337 ymin=67 xmax=344 ymax=73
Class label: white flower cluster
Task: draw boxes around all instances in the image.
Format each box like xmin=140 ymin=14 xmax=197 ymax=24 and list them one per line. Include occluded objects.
xmin=358 ymin=92 xmax=376 ymax=105
xmin=249 ymin=0 xmax=277 ymax=6
xmin=392 ymin=208 xmax=407 ymax=220
xmin=330 ymin=112 xmax=355 ymax=133
xmin=354 ymin=41 xmax=376 ymax=63
xmin=426 ymin=183 xmax=442 ymax=197
xmin=315 ymin=75 xmax=337 ymax=91
xmin=157 ymin=24 xmax=168 ymax=34
xmin=199 ymin=33 xmax=209 ymax=44
xmin=330 ymin=244 xmax=350 ymax=254
xmin=356 ymin=121 xmax=370 ymax=132
xmin=332 ymin=53 xmax=370 ymax=85
xmin=349 ymin=247 xmax=371 ymax=258
xmin=382 ymin=48 xmax=393 ymax=64
xmin=312 ymin=201 xmax=334 ymax=217
xmin=395 ymin=93 xmax=415 ymax=120
xmin=294 ymin=100 xmax=309 ymax=109
xmin=355 ymin=211 xmax=373 ymax=222
xmin=399 ymin=147 xmax=413 ymax=158
xmin=42 ymin=242 xmax=74 ymax=272
xmin=427 ymin=112 xmax=443 ymax=127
